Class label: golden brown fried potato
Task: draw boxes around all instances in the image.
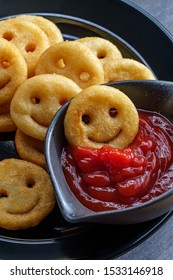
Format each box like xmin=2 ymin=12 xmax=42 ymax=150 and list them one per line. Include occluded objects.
xmin=64 ymin=85 xmax=139 ymax=149
xmin=104 ymin=58 xmax=156 ymax=82
xmin=0 ymin=102 xmax=16 ymax=132
xmin=35 ymin=40 xmax=104 ymax=88
xmin=15 ymin=129 xmax=45 ymax=169
xmin=0 ymin=158 xmax=55 ymax=230
xmin=78 ymin=37 xmax=122 ymax=82
xmin=10 ymin=74 xmax=81 ymax=140
xmin=18 ymin=15 xmax=63 ymax=45
xmin=0 ymin=38 xmax=27 ymax=105
xmin=0 ymin=17 xmax=50 ymax=77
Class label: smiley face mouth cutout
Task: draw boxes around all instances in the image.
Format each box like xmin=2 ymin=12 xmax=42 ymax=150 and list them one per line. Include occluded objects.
xmin=30 ymin=115 xmax=48 ymax=128
xmin=0 ymin=188 xmax=41 ymax=215
xmin=88 ymin=128 xmax=122 ymax=144
xmin=6 ymin=197 xmax=41 ymax=215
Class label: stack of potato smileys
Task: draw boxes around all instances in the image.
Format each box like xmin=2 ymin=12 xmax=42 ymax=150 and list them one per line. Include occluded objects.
xmin=0 ymin=15 xmax=155 ymax=230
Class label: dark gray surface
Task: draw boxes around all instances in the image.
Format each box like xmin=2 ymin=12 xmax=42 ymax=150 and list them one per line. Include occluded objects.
xmin=116 ymin=0 xmax=173 ymax=260
xmin=130 ymin=0 xmax=173 ymax=35
xmin=0 ymin=0 xmax=172 ymax=260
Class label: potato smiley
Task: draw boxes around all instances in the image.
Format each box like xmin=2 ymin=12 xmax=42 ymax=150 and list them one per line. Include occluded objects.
xmin=0 ymin=159 xmax=55 ymax=230
xmin=64 ymin=85 xmax=139 ymax=149
xmin=10 ymin=74 xmax=81 ymax=140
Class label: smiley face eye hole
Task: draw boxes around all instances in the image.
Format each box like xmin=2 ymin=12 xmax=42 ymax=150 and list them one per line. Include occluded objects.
xmin=0 ymin=191 xmax=8 ymax=198
xmin=56 ymin=58 xmax=65 ymax=69
xmin=26 ymin=178 xmax=35 ymax=188
xmin=25 ymin=43 xmax=36 ymax=53
xmin=3 ymin=31 xmax=13 ymax=41
xmin=97 ymin=50 xmax=106 ymax=59
xmin=109 ymin=108 xmax=118 ymax=118
xmin=79 ymin=72 xmax=91 ymax=82
xmin=82 ymin=114 xmax=90 ymax=124
xmin=1 ymin=58 xmax=10 ymax=69
xmin=31 ymin=97 xmax=40 ymax=104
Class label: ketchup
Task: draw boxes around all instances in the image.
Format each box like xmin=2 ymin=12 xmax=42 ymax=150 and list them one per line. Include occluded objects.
xmin=61 ymin=111 xmax=173 ymax=212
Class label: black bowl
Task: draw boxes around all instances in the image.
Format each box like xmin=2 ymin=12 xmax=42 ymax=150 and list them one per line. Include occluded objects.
xmin=45 ymin=80 xmax=173 ymax=224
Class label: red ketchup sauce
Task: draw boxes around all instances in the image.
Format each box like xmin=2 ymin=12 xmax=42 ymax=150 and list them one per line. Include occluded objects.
xmin=61 ymin=110 xmax=173 ymax=212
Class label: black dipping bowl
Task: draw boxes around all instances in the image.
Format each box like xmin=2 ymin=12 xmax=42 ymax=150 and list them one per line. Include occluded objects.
xmin=45 ymin=80 xmax=173 ymax=225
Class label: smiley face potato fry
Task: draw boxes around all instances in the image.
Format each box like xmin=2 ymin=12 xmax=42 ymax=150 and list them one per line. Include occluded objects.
xmin=0 ymin=17 xmax=50 ymax=77
xmin=104 ymin=58 xmax=156 ymax=82
xmin=0 ymin=38 xmax=28 ymax=106
xmin=35 ymin=40 xmax=104 ymax=89
xmin=10 ymin=74 xmax=81 ymax=140
xmin=18 ymin=15 xmax=64 ymax=45
xmin=0 ymin=159 xmax=55 ymax=230
xmin=64 ymin=85 xmax=139 ymax=149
